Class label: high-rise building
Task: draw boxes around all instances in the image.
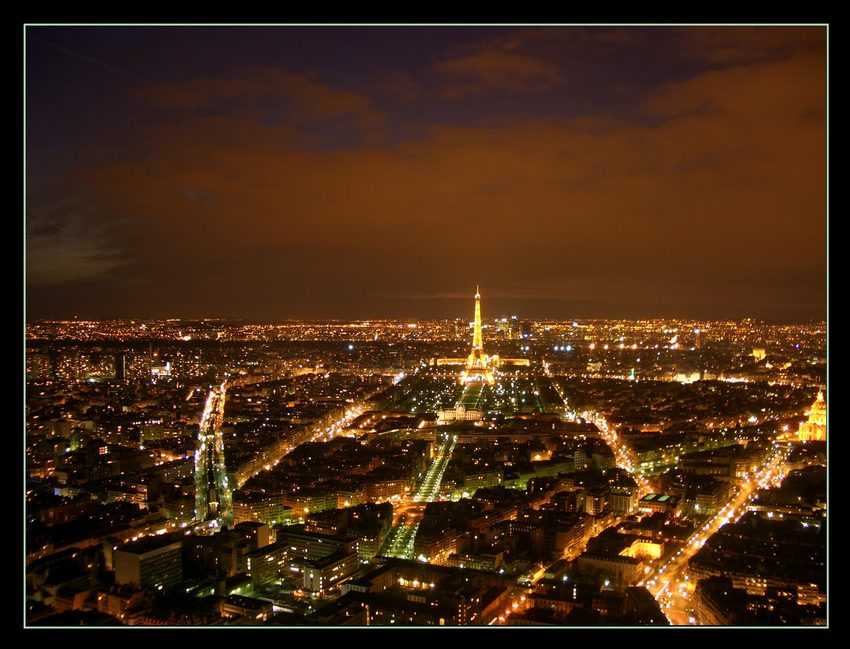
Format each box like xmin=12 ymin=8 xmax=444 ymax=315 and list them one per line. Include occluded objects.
xmin=114 ymin=535 xmax=183 ymax=591
xmin=114 ymin=352 xmax=126 ymax=381
xmin=194 ymin=385 xmax=233 ymax=526
xmin=26 ymin=352 xmax=52 ymax=380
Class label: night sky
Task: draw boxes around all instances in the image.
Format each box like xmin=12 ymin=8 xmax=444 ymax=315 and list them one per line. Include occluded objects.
xmin=25 ymin=25 xmax=826 ymax=322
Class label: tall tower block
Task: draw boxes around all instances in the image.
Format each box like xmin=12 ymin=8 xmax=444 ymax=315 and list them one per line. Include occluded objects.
xmin=472 ymin=285 xmax=483 ymax=350
xmin=463 ymin=286 xmax=495 ymax=384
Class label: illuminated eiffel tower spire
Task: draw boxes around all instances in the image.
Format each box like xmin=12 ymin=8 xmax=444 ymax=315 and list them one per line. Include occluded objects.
xmin=464 ymin=286 xmax=494 ymax=384
xmin=473 ymin=285 xmax=483 ymax=350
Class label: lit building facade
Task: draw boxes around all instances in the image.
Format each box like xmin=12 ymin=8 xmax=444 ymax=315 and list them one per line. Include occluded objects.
xmin=299 ymin=550 xmax=361 ymax=593
xmin=114 ymin=537 xmax=183 ymax=591
xmin=798 ymin=390 xmax=826 ymax=442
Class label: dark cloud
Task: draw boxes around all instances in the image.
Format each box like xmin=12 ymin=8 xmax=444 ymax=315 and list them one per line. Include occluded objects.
xmin=369 ymin=70 xmax=423 ymax=102
xmin=136 ymin=68 xmax=385 ymax=130
xmin=671 ymin=26 xmax=825 ymax=64
xmin=644 ymin=49 xmax=825 ymax=120
xmin=434 ymin=49 xmax=564 ymax=97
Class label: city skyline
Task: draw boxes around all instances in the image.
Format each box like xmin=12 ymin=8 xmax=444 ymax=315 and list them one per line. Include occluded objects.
xmin=25 ymin=303 xmax=827 ymax=626
xmin=26 ymin=24 xmax=826 ymax=322
xmin=24 ymin=25 xmax=829 ymax=625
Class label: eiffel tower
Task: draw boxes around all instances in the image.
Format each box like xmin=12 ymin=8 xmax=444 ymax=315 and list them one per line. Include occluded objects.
xmin=462 ymin=286 xmax=495 ymax=384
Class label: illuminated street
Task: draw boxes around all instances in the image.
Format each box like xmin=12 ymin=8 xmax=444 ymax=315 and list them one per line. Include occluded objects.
xmin=382 ymin=436 xmax=457 ymax=559
xmin=414 ymin=436 xmax=457 ymax=503
xmin=591 ymin=411 xmax=653 ymax=497
xmin=642 ymin=443 xmax=792 ymax=623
